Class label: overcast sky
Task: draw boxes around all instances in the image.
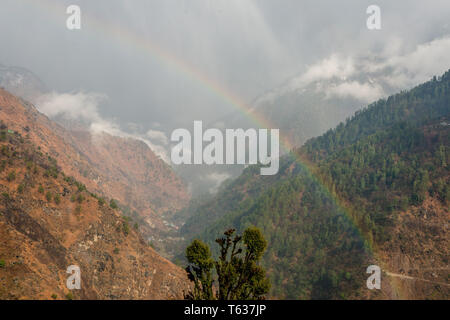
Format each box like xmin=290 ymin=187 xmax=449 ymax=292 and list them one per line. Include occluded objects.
xmin=1 ymin=0 xmax=450 ymax=135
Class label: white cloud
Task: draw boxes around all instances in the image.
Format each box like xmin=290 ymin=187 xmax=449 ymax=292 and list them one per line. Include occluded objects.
xmin=378 ymin=36 xmax=450 ymax=88
xmin=146 ymin=129 xmax=169 ymax=146
xmin=256 ymin=36 xmax=450 ymax=105
xmin=36 ymin=91 xmax=171 ymax=162
xmin=36 ymin=92 xmax=106 ymax=122
xmin=325 ymin=81 xmax=385 ymax=103
xmin=201 ymin=172 xmax=231 ymax=193
xmin=254 ymin=54 xmax=358 ymax=105
xmin=290 ymin=54 xmax=356 ymax=89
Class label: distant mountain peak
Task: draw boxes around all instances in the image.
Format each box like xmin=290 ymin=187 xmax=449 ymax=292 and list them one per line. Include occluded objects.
xmin=0 ymin=64 xmax=48 ymax=103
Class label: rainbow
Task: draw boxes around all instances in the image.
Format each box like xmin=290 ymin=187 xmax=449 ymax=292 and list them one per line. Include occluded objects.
xmin=22 ymin=0 xmax=403 ymax=298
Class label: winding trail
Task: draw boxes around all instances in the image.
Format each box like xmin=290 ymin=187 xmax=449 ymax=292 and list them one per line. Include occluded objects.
xmin=385 ymin=270 xmax=450 ymax=287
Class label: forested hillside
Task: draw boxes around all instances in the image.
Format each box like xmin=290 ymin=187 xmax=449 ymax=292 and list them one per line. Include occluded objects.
xmin=178 ymin=71 xmax=450 ymax=299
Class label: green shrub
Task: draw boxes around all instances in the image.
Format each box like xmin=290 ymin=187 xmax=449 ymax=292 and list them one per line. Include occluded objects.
xmin=65 ymin=292 xmax=73 ymax=300
xmin=45 ymin=191 xmax=52 ymax=202
xmin=98 ymin=198 xmax=105 ymax=207
xmin=51 ymin=294 xmax=57 ymax=300
xmin=122 ymin=221 xmax=130 ymax=236
xmin=0 ymin=259 xmax=5 ymax=268
xmin=110 ymin=199 xmax=118 ymax=209
xmin=64 ymin=176 xmax=76 ymax=185
xmin=38 ymin=185 xmax=44 ymax=193
xmin=1 ymin=145 xmax=8 ymax=156
xmin=77 ymin=183 xmax=86 ymax=192
xmin=113 ymin=248 xmax=120 ymax=254
xmin=7 ymin=170 xmax=15 ymax=182
xmin=44 ymin=167 xmax=58 ymax=179
xmin=17 ymin=184 xmax=24 ymax=193
xmin=54 ymin=194 xmax=61 ymax=205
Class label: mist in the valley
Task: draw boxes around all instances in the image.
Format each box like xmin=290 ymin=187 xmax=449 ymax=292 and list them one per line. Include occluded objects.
xmin=1 ymin=0 xmax=450 ymax=194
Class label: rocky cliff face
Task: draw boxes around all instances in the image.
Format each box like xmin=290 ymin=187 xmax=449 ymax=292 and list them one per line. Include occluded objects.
xmin=0 ymin=126 xmax=189 ymax=299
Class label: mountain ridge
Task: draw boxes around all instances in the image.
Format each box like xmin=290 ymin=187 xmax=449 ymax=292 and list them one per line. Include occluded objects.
xmin=0 ymin=88 xmax=190 ymax=243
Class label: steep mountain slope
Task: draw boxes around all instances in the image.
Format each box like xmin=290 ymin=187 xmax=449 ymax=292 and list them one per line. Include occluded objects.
xmin=0 ymin=126 xmax=189 ymax=299
xmin=0 ymin=88 xmax=189 ymax=241
xmin=179 ymin=71 xmax=450 ymax=299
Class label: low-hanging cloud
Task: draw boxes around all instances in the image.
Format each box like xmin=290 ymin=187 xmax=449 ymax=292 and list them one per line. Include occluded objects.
xmin=201 ymin=172 xmax=231 ymax=193
xmin=291 ymin=55 xmax=356 ymax=89
xmin=257 ymin=36 xmax=450 ymax=105
xmin=146 ymin=129 xmax=169 ymax=146
xmin=36 ymin=92 xmax=106 ymax=122
xmin=36 ymin=91 xmax=170 ymax=162
xmin=325 ymin=81 xmax=385 ymax=102
xmin=376 ymin=36 xmax=450 ymax=89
